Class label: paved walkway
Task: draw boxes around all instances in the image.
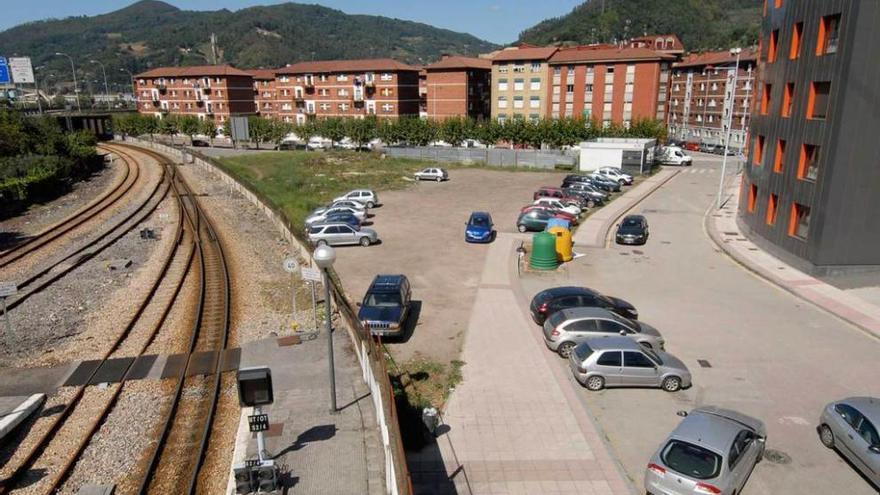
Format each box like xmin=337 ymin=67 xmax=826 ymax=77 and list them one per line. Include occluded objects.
xmin=410 ymin=234 xmax=631 ymax=495
xmin=707 ymin=176 xmax=880 ymax=340
xmin=572 ymin=169 xmax=680 ymax=248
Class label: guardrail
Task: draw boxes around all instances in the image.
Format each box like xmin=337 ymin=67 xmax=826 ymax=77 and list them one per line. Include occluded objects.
xmin=123 ymin=137 xmax=412 ymax=495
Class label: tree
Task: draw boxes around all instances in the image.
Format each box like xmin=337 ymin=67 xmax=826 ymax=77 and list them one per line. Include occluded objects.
xmin=319 ymin=117 xmax=347 ymax=147
xmin=294 ymin=120 xmax=316 ymax=144
xmin=198 ymin=118 xmax=217 ymax=145
xmin=178 ymin=115 xmax=201 ymax=144
xmin=139 ymin=115 xmax=160 ymax=141
xmin=248 ymin=116 xmax=274 ymax=149
xmin=439 ymin=117 xmax=467 ymax=147
xmin=158 ymin=115 xmax=178 ymax=144
xmin=269 ymin=119 xmax=293 ymax=148
xmin=346 ymin=116 xmax=377 ymax=150
xmin=375 ymin=118 xmax=401 ymax=146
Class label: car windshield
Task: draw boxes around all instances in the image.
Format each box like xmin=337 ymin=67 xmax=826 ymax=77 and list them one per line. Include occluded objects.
xmin=609 ymin=311 xmax=636 ymax=329
xmin=364 ymin=292 xmax=401 ymax=307
xmin=573 ymin=342 xmax=594 ymax=361
xmin=643 ymin=348 xmax=662 ymax=365
xmin=622 ymin=218 xmax=641 ymax=228
xmin=661 ymin=440 xmax=722 ymax=480
xmin=548 ymin=310 xmax=567 ymax=327
xmin=470 ymin=216 xmax=490 ymax=227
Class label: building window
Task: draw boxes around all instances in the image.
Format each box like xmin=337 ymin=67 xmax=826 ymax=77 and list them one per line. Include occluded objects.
xmin=768 ymin=29 xmax=779 ymax=62
xmin=338 ymin=88 xmax=349 ymax=97
xmin=497 ymin=96 xmax=508 ymax=109
xmin=382 ymin=103 xmax=394 ymax=113
xmin=498 ymin=65 xmax=509 ymax=74
xmin=320 ymin=103 xmax=331 ymax=110
xmin=817 ymin=14 xmax=841 ymax=55
xmin=381 ymin=73 xmax=393 ymax=81
xmin=513 ymin=96 xmax=524 ymax=109
xmin=531 ymin=62 xmax=541 ymax=72
xmin=339 ymin=103 xmax=349 ymax=111
xmin=774 ymin=139 xmax=786 ymax=173
xmin=530 ymin=96 xmax=540 ymax=109
xmin=528 ymin=113 xmax=540 ymax=122
xmin=513 ymin=79 xmax=524 ymax=91
xmin=790 ymin=22 xmax=803 ymax=59
xmin=513 ymin=65 xmax=525 ymax=73
xmin=761 ymin=83 xmax=772 ymax=115
xmin=782 ymin=83 xmax=794 ymax=117
xmin=754 ymin=135 xmax=765 ymax=165
xmin=807 ymin=81 xmax=831 ymax=119
xmin=566 ymin=84 xmax=574 ymax=93
xmin=498 ymin=79 xmax=508 ymax=91
xmin=798 ymin=144 xmax=820 ymax=181
xmin=748 ymin=184 xmax=758 ymax=213
xmin=766 ymin=194 xmax=779 ymax=225
xmin=530 ymin=78 xmax=541 ymax=90
xmin=789 ymin=203 xmax=811 ymax=239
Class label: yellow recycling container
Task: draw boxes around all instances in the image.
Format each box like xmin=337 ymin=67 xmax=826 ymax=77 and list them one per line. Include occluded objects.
xmin=548 ymin=226 xmax=573 ymax=262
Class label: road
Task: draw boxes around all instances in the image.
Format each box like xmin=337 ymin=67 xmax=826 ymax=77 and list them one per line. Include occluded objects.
xmin=522 ymin=155 xmax=880 ymax=494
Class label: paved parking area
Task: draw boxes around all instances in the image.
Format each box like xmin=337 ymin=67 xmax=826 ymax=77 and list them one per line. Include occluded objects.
xmin=520 ymin=157 xmax=880 ymax=494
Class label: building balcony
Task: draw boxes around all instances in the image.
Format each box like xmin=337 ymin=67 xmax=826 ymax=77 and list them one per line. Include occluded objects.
xmin=157 ymin=84 xmax=167 ymax=93
xmin=305 ymin=107 xmax=316 ymax=115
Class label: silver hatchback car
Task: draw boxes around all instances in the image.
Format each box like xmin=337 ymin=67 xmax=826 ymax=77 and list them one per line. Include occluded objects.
xmin=308 ymin=223 xmax=378 ymax=247
xmin=645 ymin=407 xmax=766 ymax=495
xmin=568 ymin=337 xmax=691 ymax=392
xmin=543 ymin=306 xmax=664 ymax=358
xmin=818 ymin=397 xmax=880 ymax=489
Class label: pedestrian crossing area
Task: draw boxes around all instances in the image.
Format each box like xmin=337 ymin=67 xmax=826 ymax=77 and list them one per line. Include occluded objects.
xmin=681 ymin=168 xmax=717 ymax=174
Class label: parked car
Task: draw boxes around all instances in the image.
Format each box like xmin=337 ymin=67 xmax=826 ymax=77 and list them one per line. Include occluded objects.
xmin=659 ymin=145 xmax=694 ymax=166
xmin=588 ymin=173 xmax=622 ymax=192
xmin=529 ymin=286 xmax=637 ymax=324
xmin=645 ymin=407 xmax=766 ymax=495
xmin=818 ymin=397 xmax=880 ymax=489
xmin=533 ymin=197 xmax=581 ymax=216
xmin=565 ymin=174 xmax=619 ymax=193
xmin=595 ymin=166 xmax=634 ymax=185
xmin=329 ymin=200 xmax=367 ymax=212
xmin=414 ymin=167 xmax=449 ymax=182
xmin=465 ymin=211 xmax=495 ymax=243
xmin=357 ymin=274 xmax=412 ymax=337
xmin=306 ymin=137 xmax=331 ymax=151
xmin=191 ymin=139 xmax=210 ymax=147
xmin=533 ymin=187 xmax=587 ymax=208
xmin=520 ymin=205 xmax=578 ymax=224
xmin=542 ymin=307 xmax=664 ymax=357
xmin=320 ymin=212 xmax=361 ymax=228
xmin=699 ymin=142 xmax=720 ymax=154
xmin=615 ymin=214 xmax=649 ymax=245
xmin=276 ymin=140 xmax=304 ymax=150
xmin=563 ymin=183 xmax=607 ymax=204
xmin=568 ymin=337 xmax=691 ymax=391
xmin=305 ymin=206 xmax=365 ymax=225
xmin=684 ymin=142 xmax=701 ymax=152
xmin=334 ymin=189 xmax=378 ymax=208
xmin=517 ymin=209 xmax=554 ymax=232
xmin=308 ymin=223 xmax=377 ymax=247
xmin=561 ymin=188 xmax=602 ymax=208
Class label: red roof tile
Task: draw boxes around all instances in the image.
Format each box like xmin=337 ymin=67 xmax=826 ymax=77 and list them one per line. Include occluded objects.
xmin=674 ymin=48 xmax=759 ymax=68
xmin=491 ymin=46 xmax=558 ymax=62
xmin=549 ymin=46 xmax=675 ymax=64
xmin=424 ymin=55 xmax=491 ymax=71
xmin=247 ymin=69 xmax=279 ymax=80
xmin=135 ymin=65 xmax=253 ymax=78
xmin=276 ymin=58 xmax=419 ymax=74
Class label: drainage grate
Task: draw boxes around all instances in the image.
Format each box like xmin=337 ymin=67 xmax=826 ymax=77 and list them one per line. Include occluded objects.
xmin=764 ymin=449 xmax=792 ymax=465
xmin=723 ymin=231 xmax=739 ymax=236
xmin=697 ymin=359 xmax=712 ymax=368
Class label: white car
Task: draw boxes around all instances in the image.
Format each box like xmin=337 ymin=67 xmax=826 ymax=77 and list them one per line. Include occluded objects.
xmin=305 ymin=206 xmax=366 ymax=225
xmin=533 ymin=197 xmax=581 ymax=216
xmin=414 ymin=168 xmax=449 ymax=182
xmin=334 ymin=189 xmax=378 ymax=208
xmin=307 ymin=137 xmax=331 ymax=151
xmin=596 ymin=166 xmax=634 ymax=185
xmin=328 ymin=200 xmax=367 ymax=212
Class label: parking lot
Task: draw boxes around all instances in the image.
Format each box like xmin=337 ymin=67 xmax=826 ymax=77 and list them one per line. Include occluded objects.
xmin=521 ymin=156 xmax=880 ymax=494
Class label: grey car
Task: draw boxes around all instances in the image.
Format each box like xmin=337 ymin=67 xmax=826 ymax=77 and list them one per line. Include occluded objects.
xmin=542 ymin=306 xmax=664 ymax=358
xmin=645 ymin=407 xmax=767 ymax=495
xmin=818 ymin=397 xmax=880 ymax=489
xmin=308 ymin=223 xmax=378 ymax=247
xmin=568 ymin=337 xmax=691 ymax=392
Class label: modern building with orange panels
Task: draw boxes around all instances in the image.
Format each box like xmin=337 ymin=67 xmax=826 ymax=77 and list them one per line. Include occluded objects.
xmin=546 ymin=46 xmax=675 ymax=125
xmin=272 ymin=58 xmax=421 ymax=123
xmin=666 ymin=48 xmax=758 ymax=150
xmin=423 ymin=55 xmax=492 ymax=120
xmin=740 ymin=0 xmax=880 ymax=275
xmin=133 ymin=65 xmax=256 ymax=125
xmin=249 ymin=69 xmax=279 ymax=118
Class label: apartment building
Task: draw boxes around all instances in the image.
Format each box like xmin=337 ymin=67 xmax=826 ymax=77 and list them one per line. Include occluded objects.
xmin=418 ymin=68 xmax=428 ymax=118
xmin=273 ymin=58 xmax=420 ymax=122
xmin=423 ymin=55 xmax=492 ymax=120
xmin=627 ymin=34 xmax=686 ymax=56
xmin=134 ymin=65 xmax=256 ymax=124
xmin=249 ymin=69 xmax=279 ymax=118
xmin=667 ymin=49 xmax=757 ymax=150
xmin=546 ymin=46 xmax=675 ymax=125
xmin=740 ymin=0 xmax=880 ymax=275
xmin=490 ymin=45 xmax=558 ymax=122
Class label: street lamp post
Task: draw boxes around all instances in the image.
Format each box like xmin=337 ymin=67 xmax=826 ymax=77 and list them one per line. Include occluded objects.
xmin=313 ymin=245 xmax=337 ymax=414
xmin=717 ymin=47 xmax=742 ymax=209
xmin=120 ymin=68 xmax=136 ymax=110
xmin=55 ymin=52 xmax=81 ymax=113
xmin=33 ymin=65 xmax=44 ymax=114
xmin=90 ymin=59 xmax=110 ymax=109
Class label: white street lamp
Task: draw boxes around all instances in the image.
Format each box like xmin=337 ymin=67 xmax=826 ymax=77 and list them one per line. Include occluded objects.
xmin=313 ymin=244 xmax=337 ymax=413
xmin=90 ymin=59 xmax=110 ymax=109
xmin=717 ymin=47 xmax=742 ymax=209
xmin=55 ymin=52 xmax=81 ymax=113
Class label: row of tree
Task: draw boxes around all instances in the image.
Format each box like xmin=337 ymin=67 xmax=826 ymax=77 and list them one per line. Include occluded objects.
xmin=113 ymin=113 xmax=668 ymax=150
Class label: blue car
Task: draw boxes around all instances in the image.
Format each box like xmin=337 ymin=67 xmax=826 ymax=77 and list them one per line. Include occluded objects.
xmin=465 ymin=211 xmax=495 ymax=243
xmin=323 ymin=212 xmax=361 ymax=228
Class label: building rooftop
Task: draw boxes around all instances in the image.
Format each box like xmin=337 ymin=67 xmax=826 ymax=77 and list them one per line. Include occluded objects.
xmin=135 ymin=65 xmax=253 ymax=78
xmin=491 ymin=46 xmax=559 ymax=62
xmin=674 ymin=48 xmax=759 ymax=68
xmin=247 ymin=69 xmax=279 ymax=80
xmin=628 ymin=34 xmax=685 ymax=53
xmin=424 ymin=55 xmax=492 ymax=71
xmin=549 ymin=46 xmax=675 ymax=64
xmin=276 ymin=58 xmax=420 ymax=74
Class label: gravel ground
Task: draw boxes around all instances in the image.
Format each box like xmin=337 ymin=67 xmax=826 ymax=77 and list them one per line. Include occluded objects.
xmin=56 ymin=380 xmax=176 ymax=495
xmin=0 ymin=151 xmax=175 ymax=368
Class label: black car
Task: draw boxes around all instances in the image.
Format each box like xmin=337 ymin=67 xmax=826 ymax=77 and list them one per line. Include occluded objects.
xmin=529 ymin=286 xmax=638 ymax=325
xmin=562 ymin=187 xmax=604 ymax=207
xmin=191 ymin=139 xmax=210 ymax=147
xmin=615 ymin=214 xmax=649 ymax=245
xmin=563 ymin=174 xmax=619 ymax=193
xmin=357 ymin=274 xmax=412 ymax=337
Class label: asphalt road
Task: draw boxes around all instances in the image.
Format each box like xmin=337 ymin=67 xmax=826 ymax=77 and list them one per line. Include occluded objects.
xmin=522 ymin=156 xmax=880 ymax=494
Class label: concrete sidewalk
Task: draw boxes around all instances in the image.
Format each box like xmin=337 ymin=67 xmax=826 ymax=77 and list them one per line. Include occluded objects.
xmin=411 ymin=234 xmax=631 ymax=495
xmin=707 ymin=177 xmax=880 ymax=340
xmin=572 ymin=169 xmax=680 ymax=248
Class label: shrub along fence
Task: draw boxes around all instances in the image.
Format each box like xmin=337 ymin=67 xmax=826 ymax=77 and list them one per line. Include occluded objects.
xmin=384 ymin=146 xmax=578 ymax=170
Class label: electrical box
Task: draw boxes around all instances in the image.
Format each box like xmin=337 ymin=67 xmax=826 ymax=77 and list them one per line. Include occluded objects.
xmin=237 ymin=366 xmax=274 ymax=407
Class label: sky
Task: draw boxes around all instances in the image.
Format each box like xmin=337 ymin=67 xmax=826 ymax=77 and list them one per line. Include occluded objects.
xmin=0 ymin=0 xmax=583 ymax=44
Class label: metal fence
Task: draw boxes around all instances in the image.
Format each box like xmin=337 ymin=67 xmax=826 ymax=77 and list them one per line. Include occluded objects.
xmin=384 ymin=146 xmax=579 ymax=170
xmin=125 ymin=137 xmax=412 ymax=495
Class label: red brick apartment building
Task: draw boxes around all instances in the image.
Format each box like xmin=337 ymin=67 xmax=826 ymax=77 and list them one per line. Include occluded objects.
xmin=667 ymin=48 xmax=758 ymax=150
xmin=423 ymin=55 xmax=492 ymax=120
xmin=272 ymin=59 xmax=421 ymax=123
xmin=627 ymin=34 xmax=686 ymax=56
xmin=546 ymin=46 xmax=675 ymax=125
xmin=418 ymin=69 xmax=428 ymax=117
xmin=134 ymin=65 xmax=256 ymax=125
xmin=249 ymin=69 xmax=278 ymax=118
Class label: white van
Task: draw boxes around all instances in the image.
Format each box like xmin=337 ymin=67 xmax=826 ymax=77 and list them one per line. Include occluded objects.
xmin=658 ymin=146 xmax=693 ymax=166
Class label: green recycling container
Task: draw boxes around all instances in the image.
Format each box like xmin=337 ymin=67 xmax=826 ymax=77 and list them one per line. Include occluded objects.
xmin=530 ymin=232 xmax=559 ymax=270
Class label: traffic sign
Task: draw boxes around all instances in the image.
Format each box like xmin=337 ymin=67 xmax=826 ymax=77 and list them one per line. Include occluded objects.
xmin=248 ymin=413 xmax=270 ymax=432
xmin=282 ymin=257 xmax=299 ymax=274
xmin=9 ymin=57 xmax=34 ymax=84
xmin=0 ymin=282 xmax=17 ymax=298
xmin=0 ymin=57 xmax=10 ymax=85
xmin=300 ymin=266 xmax=322 ymax=282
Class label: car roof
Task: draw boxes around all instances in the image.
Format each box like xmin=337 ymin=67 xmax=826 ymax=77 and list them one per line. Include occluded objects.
xmin=581 ymin=336 xmax=641 ymax=351
xmin=311 ymin=222 xmax=352 ymax=229
xmin=670 ymin=407 xmax=765 ymax=454
xmin=539 ymin=286 xmax=599 ymax=298
xmin=470 ymin=211 xmax=491 ymax=219
xmin=840 ymin=397 xmax=880 ymax=423
xmin=559 ymin=306 xmax=616 ymax=319
xmin=369 ymin=274 xmax=407 ymax=289
xmin=623 ymin=214 xmax=646 ymax=222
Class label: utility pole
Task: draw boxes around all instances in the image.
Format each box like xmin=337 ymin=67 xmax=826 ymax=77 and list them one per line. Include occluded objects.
xmin=717 ymin=47 xmax=742 ymax=209
xmin=90 ymin=60 xmax=110 ymax=109
xmin=55 ymin=52 xmax=81 ymax=113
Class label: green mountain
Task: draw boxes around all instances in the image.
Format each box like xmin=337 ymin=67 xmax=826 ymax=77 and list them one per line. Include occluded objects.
xmin=0 ymin=0 xmax=497 ymax=91
xmin=519 ymin=0 xmax=762 ymax=52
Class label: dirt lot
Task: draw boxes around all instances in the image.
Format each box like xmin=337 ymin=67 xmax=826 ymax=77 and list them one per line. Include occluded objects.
xmin=332 ymin=167 xmax=567 ymax=369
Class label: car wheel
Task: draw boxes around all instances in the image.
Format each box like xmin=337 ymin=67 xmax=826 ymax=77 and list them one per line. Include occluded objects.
xmin=436 ymin=176 xmax=442 ymax=182
xmin=557 ymin=341 xmax=576 ymax=358
xmin=618 ymin=179 xmax=626 ymax=186
xmin=819 ymin=424 xmax=835 ymax=448
xmin=316 ymin=239 xmax=328 ymax=247
xmin=366 ymin=201 xmax=375 ymax=208
xmin=360 ymin=237 xmax=371 ymax=247
xmin=518 ymin=224 xmax=527 ymax=233
xmin=586 ymin=375 xmax=605 ymax=391
xmin=662 ymin=376 xmax=682 ymax=392
xmin=586 ymin=200 xmax=596 ymax=208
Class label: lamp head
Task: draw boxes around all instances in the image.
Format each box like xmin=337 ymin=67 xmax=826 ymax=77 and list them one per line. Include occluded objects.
xmin=313 ymin=245 xmax=336 ymax=269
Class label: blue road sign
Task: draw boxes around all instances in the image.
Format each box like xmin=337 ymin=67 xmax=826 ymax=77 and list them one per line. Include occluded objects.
xmin=0 ymin=57 xmax=9 ymax=85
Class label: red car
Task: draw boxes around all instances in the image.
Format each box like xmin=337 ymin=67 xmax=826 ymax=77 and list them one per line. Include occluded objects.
xmin=533 ymin=187 xmax=586 ymax=207
xmin=684 ymin=141 xmax=701 ymax=152
xmin=520 ymin=205 xmax=578 ymax=225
